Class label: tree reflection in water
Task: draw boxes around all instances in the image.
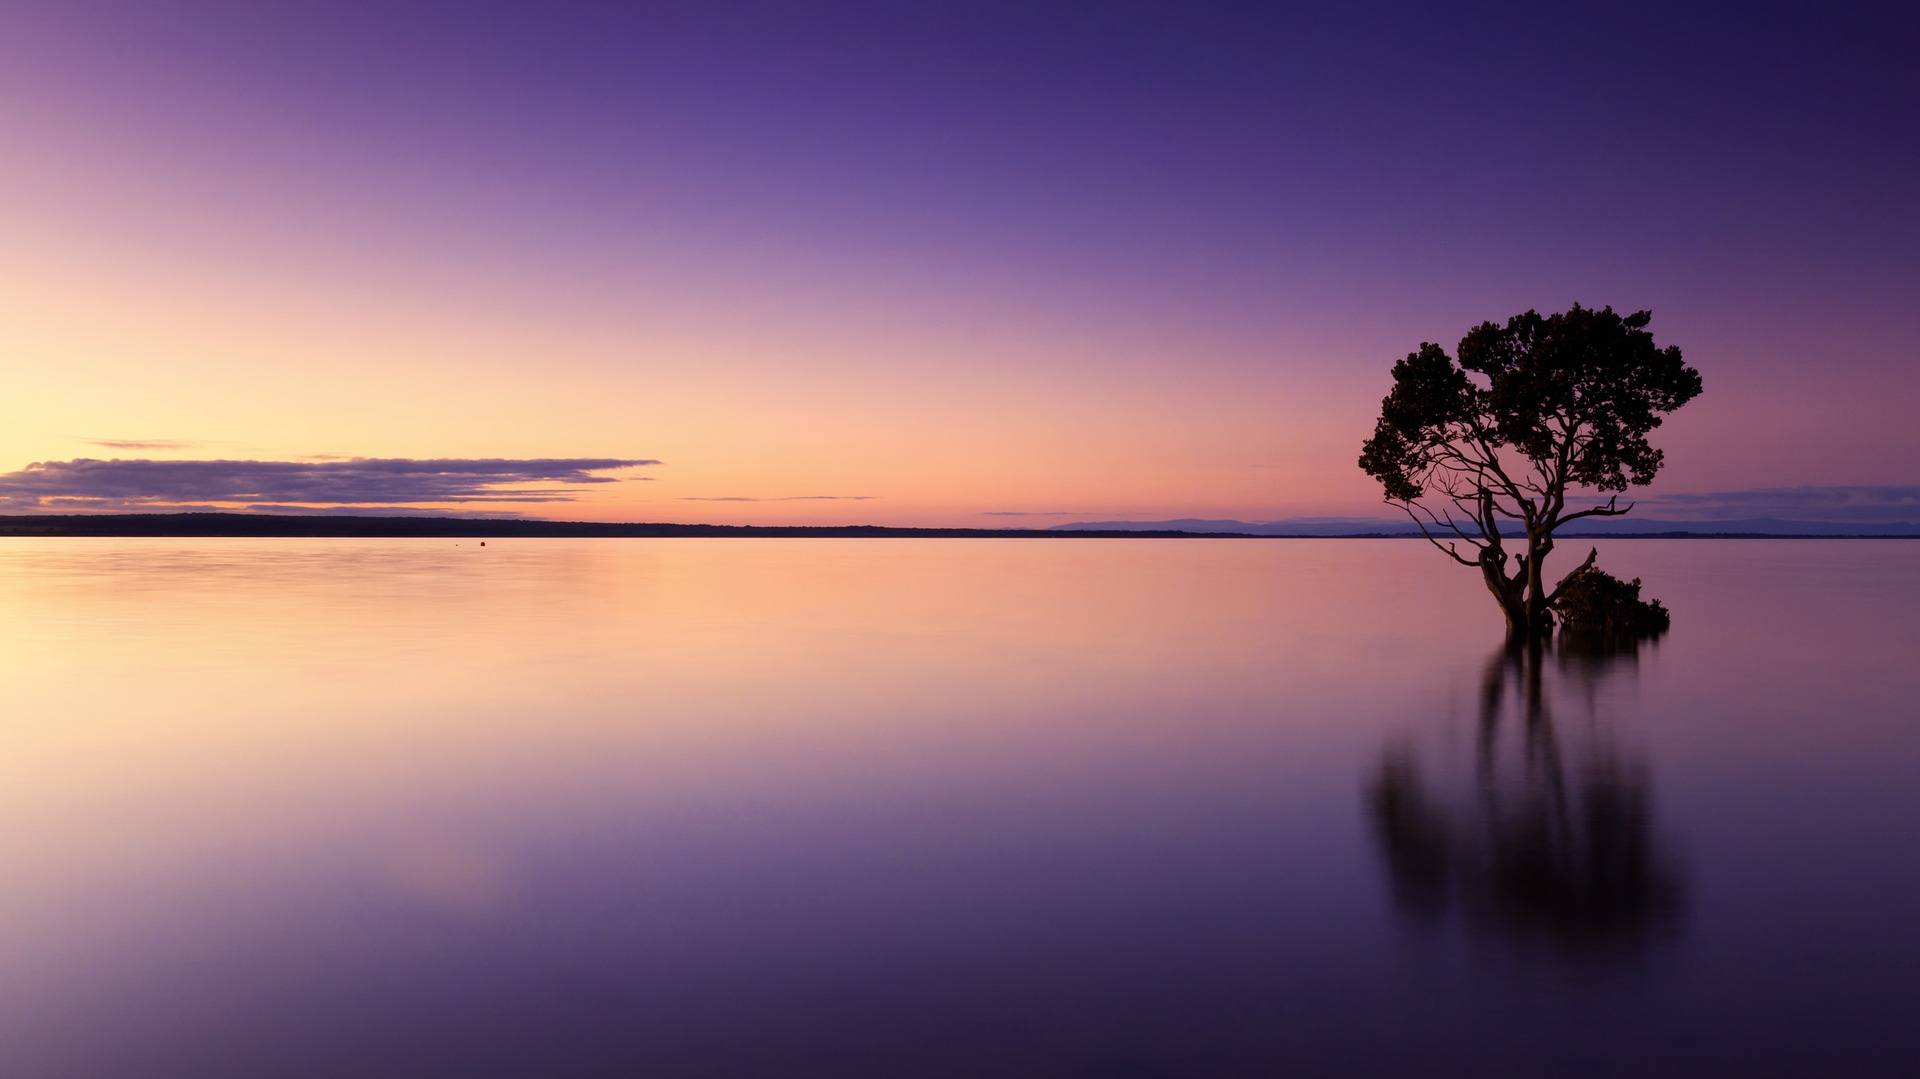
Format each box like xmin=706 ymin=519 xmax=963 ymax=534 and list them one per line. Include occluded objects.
xmin=1368 ymin=640 xmax=1685 ymax=958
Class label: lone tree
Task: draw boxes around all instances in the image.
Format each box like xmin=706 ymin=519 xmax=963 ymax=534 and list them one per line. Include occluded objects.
xmin=1359 ymin=305 xmax=1702 ymax=638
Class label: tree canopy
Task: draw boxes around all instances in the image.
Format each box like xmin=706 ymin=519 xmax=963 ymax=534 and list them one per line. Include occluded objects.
xmin=1359 ymin=305 xmax=1702 ymax=637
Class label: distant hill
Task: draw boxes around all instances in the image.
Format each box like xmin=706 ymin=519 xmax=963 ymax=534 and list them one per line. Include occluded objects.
xmin=1052 ymin=517 xmax=1920 ymax=537
xmin=1050 ymin=517 xmax=1413 ymax=536
xmin=1551 ymin=517 xmax=1920 ymax=537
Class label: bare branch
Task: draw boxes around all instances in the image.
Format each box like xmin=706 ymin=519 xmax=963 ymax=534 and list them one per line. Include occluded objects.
xmin=1546 ymin=546 xmax=1600 ymax=603
xmin=1409 ymin=498 xmax=1487 ymax=547
xmin=1392 ymin=500 xmax=1481 ymax=567
xmin=1557 ymin=495 xmax=1635 ymax=525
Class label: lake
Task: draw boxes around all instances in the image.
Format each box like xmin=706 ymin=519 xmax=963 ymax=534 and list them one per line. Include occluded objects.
xmin=1 ymin=538 xmax=1915 ymax=1077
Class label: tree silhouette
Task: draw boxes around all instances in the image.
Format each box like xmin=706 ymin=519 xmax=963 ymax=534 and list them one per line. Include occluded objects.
xmin=1359 ymin=305 xmax=1702 ymax=638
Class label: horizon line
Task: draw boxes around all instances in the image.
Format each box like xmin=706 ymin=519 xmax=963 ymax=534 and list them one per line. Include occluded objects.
xmin=2 ymin=511 xmax=1917 ymax=540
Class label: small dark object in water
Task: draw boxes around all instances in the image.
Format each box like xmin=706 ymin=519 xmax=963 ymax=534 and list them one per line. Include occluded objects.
xmin=480 ymin=541 xmax=486 ymax=546
xmin=1552 ymin=566 xmax=1669 ymax=643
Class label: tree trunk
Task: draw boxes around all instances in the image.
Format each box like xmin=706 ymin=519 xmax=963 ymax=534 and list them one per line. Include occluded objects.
xmin=1514 ymin=529 xmax=1559 ymax=640
xmin=1482 ymin=557 xmax=1535 ymax=641
xmin=1502 ymin=599 xmax=1533 ymax=640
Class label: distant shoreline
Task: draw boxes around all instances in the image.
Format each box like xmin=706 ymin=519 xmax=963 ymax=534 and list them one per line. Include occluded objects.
xmin=0 ymin=513 xmax=1914 ymax=540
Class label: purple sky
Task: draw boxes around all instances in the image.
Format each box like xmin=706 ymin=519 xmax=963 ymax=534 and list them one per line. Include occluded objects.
xmin=2 ymin=2 xmax=1915 ymax=522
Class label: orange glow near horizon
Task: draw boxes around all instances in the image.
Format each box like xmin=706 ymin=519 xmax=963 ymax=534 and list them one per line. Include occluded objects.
xmin=0 ymin=184 xmax=1377 ymax=525
xmin=4 ymin=5 xmax=1909 ymax=526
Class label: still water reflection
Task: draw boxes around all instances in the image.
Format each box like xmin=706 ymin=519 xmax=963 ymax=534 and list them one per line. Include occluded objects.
xmin=1370 ymin=642 xmax=1685 ymax=958
xmin=0 ymin=539 xmax=1915 ymax=1076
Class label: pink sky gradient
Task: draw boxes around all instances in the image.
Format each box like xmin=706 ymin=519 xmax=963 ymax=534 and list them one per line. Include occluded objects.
xmin=2 ymin=4 xmax=1913 ymax=524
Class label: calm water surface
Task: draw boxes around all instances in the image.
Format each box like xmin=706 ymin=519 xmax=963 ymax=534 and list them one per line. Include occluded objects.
xmin=1 ymin=539 xmax=1916 ymax=1077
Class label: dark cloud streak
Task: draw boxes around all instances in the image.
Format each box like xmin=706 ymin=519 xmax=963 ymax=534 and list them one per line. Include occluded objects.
xmin=1624 ymin=485 xmax=1920 ymax=523
xmin=678 ymin=495 xmax=874 ymax=502
xmin=244 ymin=504 xmax=527 ymax=518
xmin=0 ymin=457 xmax=657 ymax=510
xmin=87 ymin=438 xmax=208 ymax=451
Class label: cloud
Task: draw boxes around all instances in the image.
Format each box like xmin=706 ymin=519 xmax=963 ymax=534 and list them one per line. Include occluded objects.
xmin=0 ymin=457 xmax=657 ymax=511
xmin=1600 ymin=485 xmax=1920 ymax=524
xmin=87 ymin=438 xmax=211 ymax=451
xmin=244 ymin=505 xmax=528 ymax=518
xmin=33 ymin=499 xmax=238 ymax=514
xmin=677 ymin=495 xmax=874 ymax=502
xmin=982 ymin=510 xmax=1123 ymax=517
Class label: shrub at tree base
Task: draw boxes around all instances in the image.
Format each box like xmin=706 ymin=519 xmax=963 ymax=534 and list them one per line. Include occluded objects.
xmin=1550 ymin=566 xmax=1670 ymax=642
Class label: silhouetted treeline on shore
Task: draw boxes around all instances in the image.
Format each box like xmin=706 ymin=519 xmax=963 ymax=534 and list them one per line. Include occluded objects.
xmin=0 ymin=513 xmax=1254 ymax=539
xmin=2 ymin=513 xmax=1914 ymax=539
